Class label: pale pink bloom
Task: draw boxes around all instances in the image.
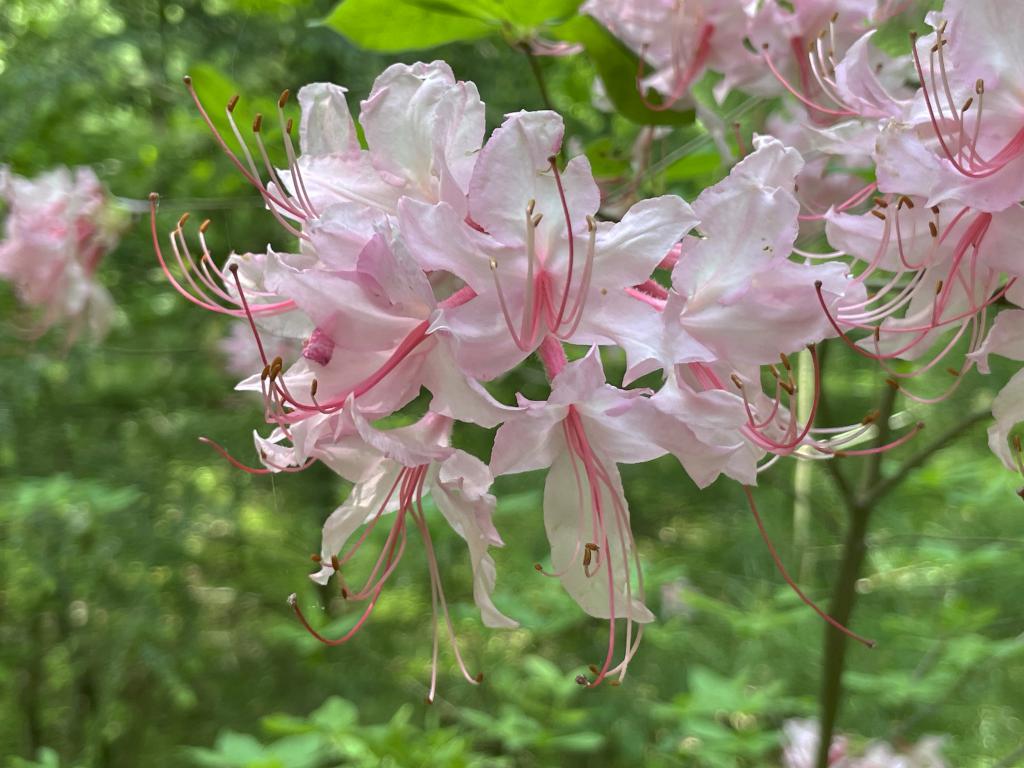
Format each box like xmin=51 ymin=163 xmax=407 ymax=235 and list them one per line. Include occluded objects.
xmin=490 ymin=346 xmax=662 ymax=685
xmin=0 ymin=166 xmax=122 ymax=340
xmin=782 ymin=718 xmax=848 ymax=768
xmin=852 ymin=736 xmax=947 ymax=767
xmin=401 ymin=109 xmax=696 ymax=379
xmin=274 ymin=407 xmax=515 ymax=702
xmin=660 ymin=136 xmax=860 ymax=372
xmin=234 ymin=230 xmax=512 ymax=428
xmin=874 ymin=2 xmax=1024 ymax=212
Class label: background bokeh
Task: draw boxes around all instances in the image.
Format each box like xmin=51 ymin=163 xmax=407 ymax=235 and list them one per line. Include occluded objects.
xmin=1 ymin=1 xmax=1022 ymax=766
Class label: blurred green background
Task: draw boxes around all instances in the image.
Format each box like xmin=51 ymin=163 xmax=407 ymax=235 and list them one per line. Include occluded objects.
xmin=1 ymin=1 xmax=1022 ymax=766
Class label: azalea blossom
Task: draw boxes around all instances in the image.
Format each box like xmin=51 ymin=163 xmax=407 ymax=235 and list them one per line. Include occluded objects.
xmin=0 ymin=165 xmax=125 ymax=341
xmin=278 ymin=406 xmax=516 ymax=703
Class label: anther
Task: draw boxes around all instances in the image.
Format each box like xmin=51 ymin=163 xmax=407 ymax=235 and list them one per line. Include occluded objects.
xmin=871 ymin=210 xmax=887 ymax=220
xmin=177 ymin=212 xmax=190 ymax=228
xmin=285 ymin=117 xmax=293 ymax=135
xmin=534 ymin=563 xmax=543 ymax=571
xmin=779 ymin=352 xmax=792 ymax=371
xmin=252 ymin=113 xmax=263 ymax=133
xmin=780 ymin=381 xmax=796 ymax=396
xmin=830 ymin=11 xmax=839 ymax=22
xmin=310 ymin=379 xmax=318 ymax=397
xmin=183 ymin=75 xmax=193 ymax=86
xmin=278 ymin=89 xmax=290 ymax=108
xmin=961 ymin=97 xmax=974 ymax=113
xmin=228 ymin=263 xmax=239 ymax=275
xmin=527 ymin=198 xmax=535 ymax=216
xmin=886 ymin=378 xmax=900 ymax=391
xmin=260 ymin=364 xmax=270 ymax=382
xmin=874 ymin=197 xmax=888 ymax=208
xmin=730 ymin=373 xmax=744 ymax=389
xmin=227 ymin=94 xmax=239 ymax=112
xmin=946 ymin=367 xmax=960 ymax=377
xmin=149 ymin=191 xmax=160 ymax=202
xmin=575 ymin=674 xmax=589 ymax=686
xmin=935 ymin=280 xmax=944 ymax=294
xmin=931 ymin=205 xmax=940 ymax=215
xmin=330 ymin=555 xmax=341 ymax=571
xmin=588 ymin=664 xmax=600 ymax=675
xmin=199 ymin=218 xmax=211 ymax=233
xmin=929 ymin=221 xmax=939 ymax=238
xmin=900 ymin=195 xmax=915 ymax=209
xmin=976 ymin=79 xmax=985 ymax=95
xmin=340 ymin=587 xmax=349 ymax=599
xmin=474 ymin=672 xmax=484 ymax=683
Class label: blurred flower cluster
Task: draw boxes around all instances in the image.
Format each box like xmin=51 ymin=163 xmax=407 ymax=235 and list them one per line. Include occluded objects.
xmin=783 ymin=718 xmax=947 ymax=767
xmin=0 ymin=165 xmax=126 ymax=342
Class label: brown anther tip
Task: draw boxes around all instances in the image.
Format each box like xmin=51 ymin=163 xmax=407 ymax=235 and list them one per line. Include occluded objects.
xmin=769 ymin=365 xmax=780 ymax=380
xmin=252 ymin=113 xmax=263 ymax=133
xmin=931 ymin=205 xmax=940 ymax=214
xmin=961 ymin=97 xmax=974 ymax=113
xmin=199 ymin=218 xmax=211 ymax=233
xmin=285 ymin=117 xmax=294 ymax=135
xmin=610 ymin=680 xmax=622 ymax=687
xmin=310 ymin=554 xmax=322 ymax=563
xmin=228 ymin=263 xmax=239 ymax=274
xmin=779 ymin=352 xmax=791 ymax=371
xmin=834 ymin=450 xmax=848 ymax=458
xmin=330 ymin=555 xmax=341 ymax=571
xmin=935 ymin=280 xmax=944 ymax=294
xmin=260 ymin=364 xmax=270 ymax=382
xmin=915 ymin=421 xmax=925 ymax=430
xmin=182 ymin=75 xmax=192 ymax=86
xmin=830 ymin=11 xmax=839 ymax=22
xmin=929 ymin=221 xmax=939 ymax=238
xmin=177 ymin=212 xmax=190 ymax=228
xmin=310 ymin=379 xmax=319 ymax=397
xmin=946 ymin=367 xmax=960 ymax=377
xmin=885 ymin=378 xmax=900 ymax=390
xmin=1016 ymin=487 xmax=1024 ymax=501
xmin=902 ymin=196 xmax=915 ymax=209
xmin=424 ymin=696 xmax=434 ymax=705
xmin=588 ymin=664 xmax=600 ymax=675
xmin=780 ymin=382 xmax=795 ymax=396
xmin=340 ymin=587 xmax=349 ymax=599
xmin=870 ymin=209 xmax=886 ymax=220
xmin=278 ymin=89 xmax=290 ymax=108
xmin=976 ymin=78 xmax=985 ymax=94
xmin=761 ymin=42 xmax=770 ymax=50
xmin=227 ymin=94 xmax=239 ymax=112
xmin=874 ymin=197 xmax=888 ymax=208
xmin=547 ymin=155 xmax=558 ymax=165
xmin=534 ymin=563 xmax=544 ymax=571
xmin=474 ymin=672 xmax=484 ymax=683
xmin=575 ymin=675 xmax=589 ymax=686
xmin=909 ymin=31 xmax=918 ymax=41
xmin=148 ymin=191 xmax=160 ymax=202
xmin=584 ymin=543 xmax=599 ymax=551
xmin=730 ymin=373 xmax=744 ymax=389
xmin=259 ymin=450 xmax=267 ymax=460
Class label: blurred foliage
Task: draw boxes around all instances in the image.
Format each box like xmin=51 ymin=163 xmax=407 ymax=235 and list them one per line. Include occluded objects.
xmin=1 ymin=1 xmax=1023 ymax=767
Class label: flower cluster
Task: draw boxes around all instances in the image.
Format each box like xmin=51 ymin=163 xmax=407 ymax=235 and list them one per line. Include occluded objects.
xmin=0 ymin=166 xmax=124 ymax=342
xmin=152 ymin=0 xmax=1024 ymax=695
xmin=783 ymin=718 xmax=947 ymax=768
xmin=153 ymin=59 xmax=893 ymax=693
xmin=590 ymin=0 xmax=1024 ymax=482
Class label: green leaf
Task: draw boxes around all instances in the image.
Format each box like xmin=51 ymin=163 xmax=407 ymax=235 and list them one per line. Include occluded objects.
xmin=552 ymin=16 xmax=695 ymax=126
xmin=321 ymin=0 xmax=496 ymax=52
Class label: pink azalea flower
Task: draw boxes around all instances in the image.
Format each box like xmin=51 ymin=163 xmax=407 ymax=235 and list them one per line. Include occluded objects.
xmin=661 ymin=136 xmax=861 ymax=372
xmin=400 ymin=109 xmax=696 ymax=379
xmin=275 ymin=406 xmax=516 ymax=703
xmin=0 ymin=166 xmax=123 ymax=341
xmin=875 ymin=2 xmax=1024 ymax=212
